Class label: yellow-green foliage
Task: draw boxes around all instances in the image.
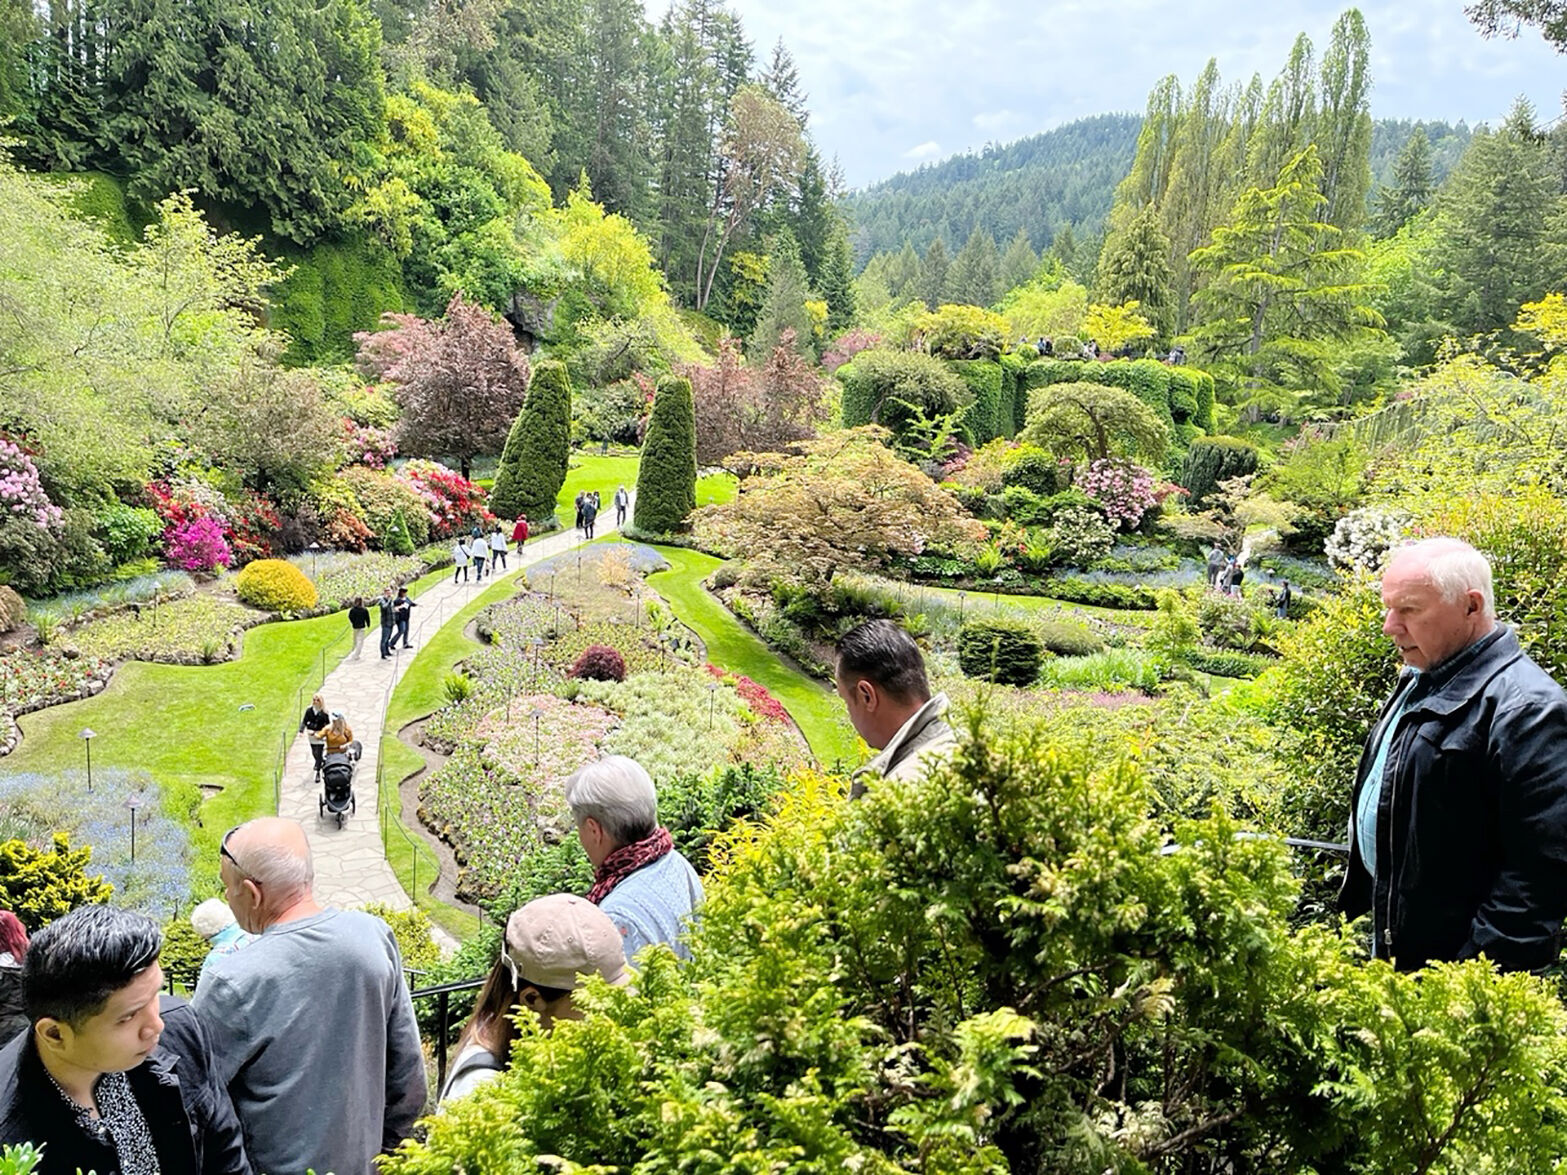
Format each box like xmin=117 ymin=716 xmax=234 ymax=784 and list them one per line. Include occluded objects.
xmin=0 ymin=833 xmax=113 ymax=931
xmin=235 ymin=559 xmax=318 ymax=614
xmin=363 ymin=902 xmax=441 ymax=974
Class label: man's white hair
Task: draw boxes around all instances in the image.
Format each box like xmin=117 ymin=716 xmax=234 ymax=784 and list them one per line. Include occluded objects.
xmin=231 ymin=820 xmax=315 ymax=894
xmin=1391 ymin=537 xmax=1496 ymax=618
xmin=564 ymin=755 xmax=658 ymax=847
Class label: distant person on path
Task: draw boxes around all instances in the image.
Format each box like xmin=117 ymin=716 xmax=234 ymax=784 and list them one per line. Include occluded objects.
xmin=1206 ymin=546 xmax=1226 ymax=589
xmin=1275 ymin=579 xmax=1292 ymax=619
xmin=451 ymin=537 xmax=470 ymax=584
xmin=1229 ymin=560 xmax=1245 ymax=597
xmin=512 ymin=515 xmax=529 ymax=550
xmin=1343 ymin=538 xmax=1567 ymax=971
xmin=574 ymin=492 xmax=586 ymax=537
xmin=378 ymin=589 xmax=397 ymax=658
xmin=469 ymin=533 xmax=488 ymax=582
xmin=299 ymin=694 xmax=329 ymax=779
xmin=195 ymin=818 xmax=425 ymax=1175
xmin=190 ymin=898 xmax=254 ymax=995
xmin=0 ymin=913 xmax=27 ymax=1044
xmin=392 ymin=586 xmax=415 ymax=649
xmin=0 ymin=905 xmax=251 ymax=1174
xmin=614 ymin=485 xmax=629 ymax=527
xmin=348 ymin=596 xmax=371 ymax=661
xmin=490 ymin=524 xmax=508 ymax=570
xmin=1037 ymin=336 xmax=1052 ymax=357
xmin=567 ymin=756 xmax=705 ymax=961
xmin=582 ymin=495 xmax=598 ymax=540
xmin=835 ymin=619 xmax=957 ymax=801
xmin=439 ymin=894 xmax=628 ymax=1104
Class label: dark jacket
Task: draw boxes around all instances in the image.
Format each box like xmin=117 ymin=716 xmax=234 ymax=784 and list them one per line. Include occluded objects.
xmin=1340 ymin=627 xmax=1567 ymax=971
xmin=0 ymin=967 xmax=24 ymax=1047
xmin=348 ymin=604 xmax=371 ymax=630
xmin=0 ymin=996 xmax=252 ymax=1174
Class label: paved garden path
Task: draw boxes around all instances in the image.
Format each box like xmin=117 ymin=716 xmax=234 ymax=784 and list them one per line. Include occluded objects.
xmin=276 ymin=504 xmax=633 ymax=920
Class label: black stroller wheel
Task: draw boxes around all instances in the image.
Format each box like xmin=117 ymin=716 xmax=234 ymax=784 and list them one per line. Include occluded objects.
xmin=337 ymin=810 xmax=346 ymax=829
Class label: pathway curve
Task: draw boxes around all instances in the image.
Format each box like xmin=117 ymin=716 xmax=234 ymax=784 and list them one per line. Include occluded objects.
xmin=276 ymin=502 xmax=633 ymax=915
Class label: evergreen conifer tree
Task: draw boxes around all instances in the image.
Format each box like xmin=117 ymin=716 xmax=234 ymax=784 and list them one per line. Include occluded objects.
xmin=491 ymin=359 xmax=572 ymax=523
xmin=818 ymin=223 xmax=858 ymax=334
xmin=1096 ymin=205 xmax=1176 ymax=338
xmin=918 ymin=236 xmax=950 ymax=307
xmin=948 ymin=226 xmax=1000 ymax=307
xmin=998 ymin=228 xmax=1038 ymax=294
xmin=634 ymin=375 xmax=697 ymax=533
xmin=1371 ymin=127 xmax=1434 ymax=239
xmin=749 ymin=229 xmax=813 ymax=358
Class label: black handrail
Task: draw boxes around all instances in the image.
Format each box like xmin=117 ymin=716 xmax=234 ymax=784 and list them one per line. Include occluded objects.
xmin=409 ymin=976 xmax=486 ymax=1092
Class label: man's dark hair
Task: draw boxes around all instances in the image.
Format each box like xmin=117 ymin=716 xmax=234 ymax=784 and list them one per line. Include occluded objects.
xmin=835 ymin=620 xmax=931 ymax=704
xmin=23 ymin=906 xmax=161 ymax=1029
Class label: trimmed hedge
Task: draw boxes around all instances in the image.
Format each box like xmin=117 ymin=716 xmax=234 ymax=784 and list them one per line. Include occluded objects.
xmin=1181 ymin=647 xmax=1274 ymax=679
xmin=837 ymin=350 xmax=971 ymax=432
xmin=491 ymin=359 xmax=572 ymax=522
xmin=634 ymin=375 xmax=697 ymax=533
xmin=1035 ymin=619 xmax=1105 ymax=657
xmin=951 ymin=360 xmax=1006 ymax=444
xmin=957 ymin=619 xmax=1044 ymax=686
xmin=1021 ymin=357 xmax=1216 ymax=437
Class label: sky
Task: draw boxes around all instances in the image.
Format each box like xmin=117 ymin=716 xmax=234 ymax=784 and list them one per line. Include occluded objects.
xmin=689 ymin=0 xmax=1567 ymax=188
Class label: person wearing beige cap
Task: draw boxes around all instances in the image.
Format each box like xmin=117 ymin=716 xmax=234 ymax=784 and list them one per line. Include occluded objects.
xmin=440 ymin=894 xmax=627 ymax=1103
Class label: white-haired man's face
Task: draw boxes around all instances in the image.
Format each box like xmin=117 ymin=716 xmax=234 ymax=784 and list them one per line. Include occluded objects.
xmin=1381 ymin=553 xmax=1491 ymax=671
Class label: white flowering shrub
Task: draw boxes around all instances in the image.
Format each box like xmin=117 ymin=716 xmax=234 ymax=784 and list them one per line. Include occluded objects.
xmin=1325 ymin=505 xmax=1411 ymax=574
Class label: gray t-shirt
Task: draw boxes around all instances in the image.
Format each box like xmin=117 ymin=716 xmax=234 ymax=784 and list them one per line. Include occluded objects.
xmin=192 ymin=909 xmax=427 ymax=1175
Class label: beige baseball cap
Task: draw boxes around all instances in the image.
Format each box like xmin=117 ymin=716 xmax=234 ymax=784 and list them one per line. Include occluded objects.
xmin=504 ymin=894 xmax=628 ymax=991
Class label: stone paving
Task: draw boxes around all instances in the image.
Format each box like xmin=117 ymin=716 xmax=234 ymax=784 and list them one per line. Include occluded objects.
xmin=277 ymin=499 xmax=634 ymax=923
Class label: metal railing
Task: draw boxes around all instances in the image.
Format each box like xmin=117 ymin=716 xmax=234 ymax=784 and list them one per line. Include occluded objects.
xmin=410 ymin=976 xmax=486 ymax=1092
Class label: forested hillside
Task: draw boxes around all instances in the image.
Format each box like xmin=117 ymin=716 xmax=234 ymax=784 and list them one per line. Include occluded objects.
xmin=843 ymin=114 xmax=1141 ymax=262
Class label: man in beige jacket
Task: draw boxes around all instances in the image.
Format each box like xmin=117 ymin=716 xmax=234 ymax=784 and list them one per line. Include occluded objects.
xmin=835 ymin=619 xmax=958 ymax=800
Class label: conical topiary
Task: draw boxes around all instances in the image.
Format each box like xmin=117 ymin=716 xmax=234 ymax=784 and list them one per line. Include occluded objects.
xmin=633 ymin=375 xmax=697 ymax=533
xmin=491 ymin=359 xmax=572 ymax=523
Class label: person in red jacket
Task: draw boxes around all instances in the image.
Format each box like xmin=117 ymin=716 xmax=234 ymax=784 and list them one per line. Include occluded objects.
xmin=511 ymin=516 xmax=529 ymax=548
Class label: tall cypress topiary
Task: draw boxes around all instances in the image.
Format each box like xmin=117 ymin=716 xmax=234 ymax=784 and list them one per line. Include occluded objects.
xmin=634 ymin=375 xmax=697 ymax=533
xmin=491 ymin=359 xmax=571 ymax=523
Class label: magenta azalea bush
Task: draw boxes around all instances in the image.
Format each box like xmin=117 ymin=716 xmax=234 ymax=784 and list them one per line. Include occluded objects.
xmin=164 ymin=515 xmax=232 ymax=572
xmin=1077 ymin=458 xmax=1158 ymax=530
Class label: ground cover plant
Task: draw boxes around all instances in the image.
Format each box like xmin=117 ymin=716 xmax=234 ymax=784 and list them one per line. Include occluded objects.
xmin=56 ymin=594 xmax=257 ymax=664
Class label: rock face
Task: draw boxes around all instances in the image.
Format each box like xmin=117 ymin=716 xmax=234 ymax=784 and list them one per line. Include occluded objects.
xmin=504 ymin=291 xmax=557 ymax=350
xmin=0 ymin=587 xmax=24 ymax=634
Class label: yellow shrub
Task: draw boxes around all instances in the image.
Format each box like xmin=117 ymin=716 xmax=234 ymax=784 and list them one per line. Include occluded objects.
xmin=235 ymin=559 xmax=318 ymax=614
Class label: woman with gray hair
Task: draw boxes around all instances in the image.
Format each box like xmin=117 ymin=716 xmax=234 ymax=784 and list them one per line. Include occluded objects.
xmin=566 ymin=755 xmax=704 ymax=961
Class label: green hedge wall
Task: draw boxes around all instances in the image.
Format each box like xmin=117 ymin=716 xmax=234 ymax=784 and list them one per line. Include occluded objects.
xmin=271 ymin=235 xmax=407 ymax=365
xmin=951 ymin=360 xmax=1005 ymax=444
xmin=1180 ymin=437 xmax=1259 ymax=505
xmin=1021 ymin=357 xmax=1216 ymax=436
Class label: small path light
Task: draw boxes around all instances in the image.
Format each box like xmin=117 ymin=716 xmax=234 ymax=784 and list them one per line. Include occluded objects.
xmin=707 ymin=680 xmax=719 ymax=730
xmin=308 ymin=541 xmax=322 ymax=580
xmin=530 ymin=707 xmax=545 ymax=766
xmin=124 ymin=791 xmax=146 ymax=865
xmin=958 ymin=591 xmax=967 ymax=622
xmin=79 ymin=727 xmax=96 ymax=793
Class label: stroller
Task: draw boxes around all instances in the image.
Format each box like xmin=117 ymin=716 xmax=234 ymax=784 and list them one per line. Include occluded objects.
xmin=318 ymin=740 xmax=361 ymax=829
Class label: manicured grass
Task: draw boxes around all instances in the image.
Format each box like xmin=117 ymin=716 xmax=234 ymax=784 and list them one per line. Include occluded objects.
xmin=911 ymin=581 xmax=1159 ymax=627
xmin=553 ymin=454 xmax=640 ymax=529
xmin=695 ymin=471 xmax=738 ymax=507
xmin=646 ymin=546 xmax=860 ymax=769
xmin=6 ymin=612 xmax=358 ymax=895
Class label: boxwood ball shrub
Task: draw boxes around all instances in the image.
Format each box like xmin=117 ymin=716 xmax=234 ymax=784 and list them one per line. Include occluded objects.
xmin=634 ymin=375 xmax=697 ymax=533
xmin=958 ymin=619 xmax=1044 ymax=686
xmin=234 ymin=559 xmax=318 ymax=614
xmin=569 ymin=644 xmax=627 ymax=683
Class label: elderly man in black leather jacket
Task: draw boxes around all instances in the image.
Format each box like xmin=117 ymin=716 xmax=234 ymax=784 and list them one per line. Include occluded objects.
xmin=1342 ymin=537 xmax=1567 ymax=971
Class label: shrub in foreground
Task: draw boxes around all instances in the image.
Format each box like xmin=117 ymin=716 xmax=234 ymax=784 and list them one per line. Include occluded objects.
xmin=385 ymin=721 xmax=1567 ymax=1173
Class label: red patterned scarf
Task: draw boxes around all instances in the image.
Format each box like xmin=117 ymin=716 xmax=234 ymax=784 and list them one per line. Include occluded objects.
xmin=587 ymin=826 xmax=674 ymax=904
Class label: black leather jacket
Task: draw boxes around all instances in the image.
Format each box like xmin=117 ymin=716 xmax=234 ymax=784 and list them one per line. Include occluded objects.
xmin=1340 ymin=627 xmax=1567 ymax=971
xmin=0 ymin=996 xmax=252 ymax=1174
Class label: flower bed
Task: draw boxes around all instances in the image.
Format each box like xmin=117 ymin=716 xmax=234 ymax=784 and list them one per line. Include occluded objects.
xmin=0 ymin=651 xmax=114 ymax=756
xmin=60 ymin=596 xmax=256 ymax=664
xmin=290 ymin=548 xmax=447 ymax=611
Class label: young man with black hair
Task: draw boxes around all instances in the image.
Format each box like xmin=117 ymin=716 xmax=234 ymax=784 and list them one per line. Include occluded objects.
xmin=0 ymin=904 xmax=251 ymax=1174
xmin=834 ymin=619 xmax=957 ymax=800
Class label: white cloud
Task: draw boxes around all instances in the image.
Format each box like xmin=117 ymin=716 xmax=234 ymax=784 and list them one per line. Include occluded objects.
xmin=903 ymin=141 xmax=943 ymax=160
xmin=972 ymin=109 xmax=1020 ymax=132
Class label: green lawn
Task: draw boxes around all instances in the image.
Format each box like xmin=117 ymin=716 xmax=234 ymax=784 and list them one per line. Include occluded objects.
xmin=5 ymin=611 xmax=357 ymax=895
xmin=553 ymin=454 xmax=640 ymax=529
xmin=695 ymin=471 xmax=738 ymax=507
xmin=646 ymin=547 xmax=860 ymax=769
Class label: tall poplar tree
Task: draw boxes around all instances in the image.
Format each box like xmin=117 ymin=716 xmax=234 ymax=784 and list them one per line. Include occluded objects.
xmin=1315 ymin=9 xmax=1374 ymax=235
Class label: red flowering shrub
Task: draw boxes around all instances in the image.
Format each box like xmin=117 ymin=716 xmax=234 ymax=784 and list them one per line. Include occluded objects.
xmin=398 ymin=460 xmax=493 ymax=540
xmin=343 ymin=419 xmax=398 ymax=469
xmin=569 ymin=644 xmax=627 ymax=682
xmin=703 ymin=662 xmax=790 ymax=723
xmin=325 ymin=508 xmax=373 ymax=552
xmin=225 ymin=490 xmax=281 ymax=564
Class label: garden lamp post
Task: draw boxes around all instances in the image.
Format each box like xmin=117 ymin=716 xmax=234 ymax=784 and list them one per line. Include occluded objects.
xmin=531 ymin=637 xmax=544 ymax=692
xmin=124 ymin=792 xmax=146 ymax=865
xmin=79 ymin=728 xmax=96 ymax=793
xmin=958 ymin=591 xmax=967 ymax=622
xmin=308 ymin=541 xmax=321 ymax=580
xmin=530 ymin=707 xmax=545 ymax=766
xmin=707 ymin=680 xmax=718 ymax=731
xmin=576 ymin=549 xmax=583 ymax=585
